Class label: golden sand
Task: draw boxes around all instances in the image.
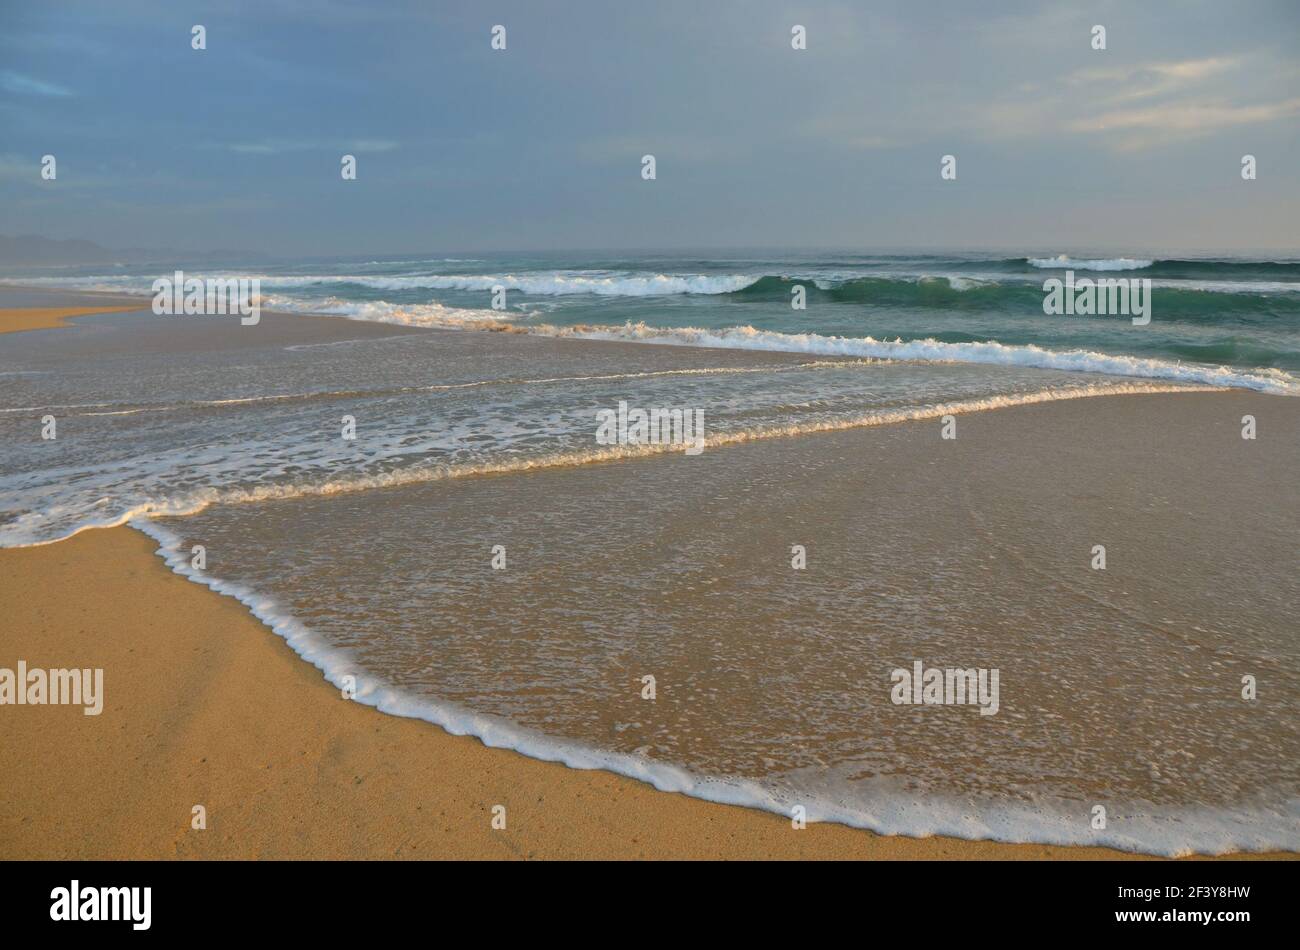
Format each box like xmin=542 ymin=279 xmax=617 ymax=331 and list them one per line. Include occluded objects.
xmin=0 ymin=525 xmax=1292 ymax=860
xmin=0 ymin=305 xmax=143 ymax=335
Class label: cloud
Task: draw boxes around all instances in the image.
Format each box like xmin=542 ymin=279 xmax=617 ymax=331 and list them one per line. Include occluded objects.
xmin=0 ymin=70 xmax=73 ymax=97
xmin=1065 ymin=97 xmax=1300 ymax=146
xmin=1065 ymin=56 xmax=1239 ymax=103
xmin=965 ymin=53 xmax=1298 ymax=150
xmin=795 ymin=50 xmax=1283 ymax=155
xmin=350 ymin=139 xmax=400 ymax=154
xmin=795 ymin=114 xmax=911 ymax=151
xmin=575 ymin=133 xmax=732 ymax=164
xmin=842 ymin=135 xmax=904 ymax=150
xmin=228 ymin=138 xmax=399 ymax=155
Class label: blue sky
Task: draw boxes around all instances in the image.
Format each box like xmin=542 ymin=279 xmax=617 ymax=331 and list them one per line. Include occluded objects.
xmin=2 ymin=0 xmax=1297 ymax=255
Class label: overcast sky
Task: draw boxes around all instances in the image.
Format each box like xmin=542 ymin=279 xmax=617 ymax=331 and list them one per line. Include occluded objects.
xmin=2 ymin=0 xmax=1297 ymax=256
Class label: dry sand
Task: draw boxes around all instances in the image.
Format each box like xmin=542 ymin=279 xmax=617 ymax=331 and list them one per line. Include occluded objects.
xmin=0 ymin=304 xmax=143 ymax=335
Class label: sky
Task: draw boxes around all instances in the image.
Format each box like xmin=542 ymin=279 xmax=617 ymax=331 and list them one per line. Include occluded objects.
xmin=1 ymin=0 xmax=1298 ymax=256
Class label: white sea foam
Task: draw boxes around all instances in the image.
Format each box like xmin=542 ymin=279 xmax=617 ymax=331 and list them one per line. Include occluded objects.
xmin=0 ymin=272 xmax=762 ymax=297
xmin=545 ymin=325 xmax=1297 ymax=394
xmin=274 ymin=272 xmax=762 ymax=296
xmin=905 ymin=274 xmax=997 ymax=291
xmin=1028 ymin=255 xmax=1155 ymax=271
xmin=359 ymin=258 xmax=484 ymax=265
xmin=0 ymin=381 xmax=1218 ymax=548
xmin=7 ymin=362 xmax=869 ymax=418
xmin=1152 ymin=278 xmax=1300 ymax=294
xmin=266 ymin=294 xmax=513 ymax=326
xmin=127 ymin=516 xmax=1300 ymax=856
xmin=7 ymin=268 xmax=1299 ymax=298
xmin=280 ymin=297 xmax=1298 ymax=395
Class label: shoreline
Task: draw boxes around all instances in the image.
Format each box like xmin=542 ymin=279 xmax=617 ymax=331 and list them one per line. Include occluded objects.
xmin=1 ymin=283 xmax=1294 ymax=397
xmin=2 ymin=290 xmax=1296 ymax=860
xmin=0 ymin=301 xmax=147 ymax=335
xmin=1 ymin=521 xmax=1290 ymax=861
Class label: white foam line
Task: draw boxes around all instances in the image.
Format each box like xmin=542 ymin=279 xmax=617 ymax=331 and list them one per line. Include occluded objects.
xmin=1028 ymin=255 xmax=1154 ymax=271
xmin=283 ymin=334 xmax=422 ymax=351
xmin=3 ymin=381 xmax=1218 ymax=549
xmin=128 ymin=518 xmax=1300 ymax=856
xmin=2 ymin=363 xmax=892 ymax=418
xmin=0 ymin=402 xmax=119 ymax=415
xmin=253 ymin=296 xmax=1298 ymax=395
xmin=538 ymin=322 xmax=1297 ymax=395
xmin=1 ymin=271 xmax=764 ymax=297
xmin=9 ymin=269 xmax=1300 ymax=296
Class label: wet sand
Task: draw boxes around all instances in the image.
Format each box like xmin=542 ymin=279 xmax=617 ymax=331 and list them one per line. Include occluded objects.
xmin=166 ymin=390 xmax=1297 ymax=855
xmin=0 ymin=289 xmax=1295 ymax=859
xmin=0 ymin=522 xmax=1270 ymax=861
xmin=0 ymin=286 xmax=426 ymax=349
xmin=0 ymin=441 xmax=1294 ymax=859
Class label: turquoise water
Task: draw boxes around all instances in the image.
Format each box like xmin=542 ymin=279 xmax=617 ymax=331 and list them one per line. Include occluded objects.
xmin=5 ymin=251 xmax=1299 ymax=389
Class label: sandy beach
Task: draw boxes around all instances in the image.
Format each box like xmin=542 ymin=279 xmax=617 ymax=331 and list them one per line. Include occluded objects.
xmin=0 ymin=523 xmax=1129 ymax=860
xmin=0 ymin=303 xmax=143 ymax=335
xmin=1 ymin=519 xmax=1288 ymax=862
xmin=1 ymin=295 xmax=1296 ymax=860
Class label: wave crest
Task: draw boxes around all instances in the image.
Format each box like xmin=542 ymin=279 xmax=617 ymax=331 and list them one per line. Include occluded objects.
xmin=284 ymin=297 xmax=1298 ymax=395
xmin=1028 ymin=255 xmax=1154 ymax=271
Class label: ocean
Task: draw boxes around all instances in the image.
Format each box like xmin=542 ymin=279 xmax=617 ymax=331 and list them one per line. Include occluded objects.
xmin=2 ymin=250 xmax=1297 ymax=855
xmin=6 ymin=251 xmax=1300 ymax=390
